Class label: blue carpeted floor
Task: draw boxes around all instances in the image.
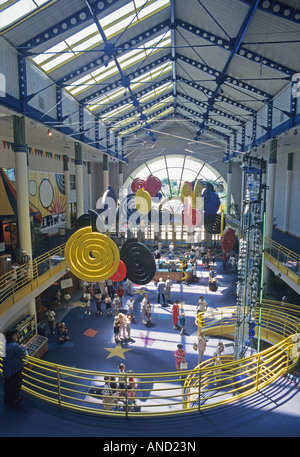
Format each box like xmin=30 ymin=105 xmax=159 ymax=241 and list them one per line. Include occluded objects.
xmin=1 ymin=246 xmax=300 ymax=440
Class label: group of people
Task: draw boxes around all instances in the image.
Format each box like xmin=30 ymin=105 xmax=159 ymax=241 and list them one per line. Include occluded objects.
xmin=101 ymin=363 xmax=137 ymax=412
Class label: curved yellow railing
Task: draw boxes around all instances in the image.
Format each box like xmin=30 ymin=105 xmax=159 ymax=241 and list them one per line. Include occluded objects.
xmin=1 ymin=301 xmax=299 ymax=416
xmin=264 ymin=237 xmax=300 ymax=286
xmin=0 ymin=244 xmax=66 ymax=318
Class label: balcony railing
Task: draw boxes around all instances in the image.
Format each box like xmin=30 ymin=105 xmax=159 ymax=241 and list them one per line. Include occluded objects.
xmin=0 ymin=244 xmax=66 ymax=318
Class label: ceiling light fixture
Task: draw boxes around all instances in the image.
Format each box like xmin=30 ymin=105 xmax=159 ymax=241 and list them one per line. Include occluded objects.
xmin=47 ymin=129 xmax=53 ymax=137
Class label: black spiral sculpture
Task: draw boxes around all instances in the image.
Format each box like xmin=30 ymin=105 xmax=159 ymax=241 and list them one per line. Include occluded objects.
xmin=120 ymin=239 xmax=156 ymax=285
xmin=204 ymin=214 xmax=226 ymax=234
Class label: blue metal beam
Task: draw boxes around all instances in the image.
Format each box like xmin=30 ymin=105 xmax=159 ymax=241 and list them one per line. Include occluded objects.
xmin=92 ymin=76 xmax=172 ymax=117
xmin=54 ymin=21 xmax=169 ymax=85
xmin=240 ymin=0 xmax=300 ymax=25
xmin=177 ymin=19 xmax=296 ymax=76
xmin=78 ymin=54 xmax=171 ymax=105
xmin=177 ymin=91 xmax=244 ymax=126
xmin=196 ymin=0 xmax=261 ymax=133
xmin=177 ymin=104 xmax=237 ymax=134
xmin=177 ymin=76 xmax=254 ymax=113
xmin=177 ymin=53 xmax=271 ymax=99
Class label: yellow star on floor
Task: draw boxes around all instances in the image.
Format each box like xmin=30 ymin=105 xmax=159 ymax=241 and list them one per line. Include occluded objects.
xmin=133 ymin=288 xmax=148 ymax=295
xmin=104 ymin=344 xmax=132 ymax=360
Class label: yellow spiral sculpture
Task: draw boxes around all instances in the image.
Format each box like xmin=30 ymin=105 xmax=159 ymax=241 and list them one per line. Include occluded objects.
xmin=65 ymin=226 xmax=120 ymax=281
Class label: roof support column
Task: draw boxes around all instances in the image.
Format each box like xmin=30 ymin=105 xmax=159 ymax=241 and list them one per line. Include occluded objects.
xmin=226 ymin=160 xmax=233 ymax=214
xmin=265 ymin=138 xmax=277 ymax=239
xmin=103 ymin=154 xmax=109 ymax=191
xmin=13 ymin=115 xmax=32 ymax=259
xmin=63 ymin=155 xmax=70 ymax=229
xmin=75 ymin=142 xmax=84 ymax=218
xmin=283 ymin=153 xmax=293 ymax=233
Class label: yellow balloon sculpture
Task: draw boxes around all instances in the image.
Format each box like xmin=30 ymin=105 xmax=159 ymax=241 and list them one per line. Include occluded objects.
xmin=180 ymin=182 xmax=193 ymax=202
xmin=192 ymin=179 xmax=203 ymax=210
xmin=135 ymin=187 xmax=152 ymax=214
xmin=65 ymin=226 xmax=120 ymax=281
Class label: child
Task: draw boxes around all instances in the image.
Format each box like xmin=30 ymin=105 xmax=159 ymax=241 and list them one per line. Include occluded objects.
xmin=146 ymin=301 xmax=152 ymax=325
xmin=125 ymin=316 xmax=131 ymax=339
xmin=116 ymin=285 xmax=125 ymax=307
xmin=105 ymin=294 xmax=113 ymax=316
xmin=179 ymin=312 xmax=186 ymax=335
xmin=57 ymin=322 xmax=70 ymax=344
xmin=95 ymin=289 xmax=102 ymax=315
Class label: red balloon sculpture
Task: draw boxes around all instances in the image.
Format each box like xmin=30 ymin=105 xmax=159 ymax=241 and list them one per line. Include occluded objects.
xmin=144 ymin=174 xmax=161 ymax=197
xmin=131 ymin=178 xmax=145 ymax=193
xmin=109 ymin=260 xmax=127 ymax=282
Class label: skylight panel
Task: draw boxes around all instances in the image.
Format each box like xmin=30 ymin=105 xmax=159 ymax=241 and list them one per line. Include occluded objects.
xmin=31 ymin=0 xmax=170 ymax=73
xmin=86 ymin=61 xmax=172 ymax=112
xmin=0 ymin=0 xmax=49 ymax=30
xmin=66 ymin=33 xmax=171 ymax=97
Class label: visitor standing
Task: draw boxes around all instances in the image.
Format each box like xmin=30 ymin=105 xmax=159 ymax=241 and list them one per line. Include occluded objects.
xmin=174 ymin=344 xmax=186 ymax=372
xmin=45 ymin=307 xmax=56 ymax=335
xmin=172 ymin=300 xmax=180 ymax=329
xmin=197 ymin=332 xmax=207 ymax=365
xmin=2 ymin=330 xmax=28 ymax=406
xmin=165 ymin=276 xmax=172 ymax=302
xmin=157 ymin=278 xmax=166 ymax=305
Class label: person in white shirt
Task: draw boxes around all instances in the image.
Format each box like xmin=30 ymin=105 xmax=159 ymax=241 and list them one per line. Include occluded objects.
xmin=157 ymin=278 xmax=166 ymax=305
xmin=141 ymin=294 xmax=148 ymax=324
xmin=165 ymin=276 xmax=172 ymax=302
xmin=158 ymin=241 xmax=163 ymax=254
xmin=83 ymin=291 xmax=91 ymax=315
xmin=197 ymin=296 xmax=208 ymax=314
xmin=113 ymin=294 xmax=121 ymax=315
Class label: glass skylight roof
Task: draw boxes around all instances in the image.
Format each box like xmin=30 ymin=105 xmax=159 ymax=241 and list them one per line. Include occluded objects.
xmin=0 ymin=0 xmax=49 ymax=30
xmin=64 ymin=31 xmax=171 ymax=97
xmin=118 ymin=106 xmax=174 ymax=136
xmin=31 ymin=0 xmax=170 ymax=73
xmin=87 ymin=62 xmax=172 ymax=112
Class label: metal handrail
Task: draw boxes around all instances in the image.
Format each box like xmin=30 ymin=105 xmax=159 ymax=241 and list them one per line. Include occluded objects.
xmin=0 ymin=244 xmax=66 ymax=317
xmin=1 ymin=301 xmax=298 ymax=416
xmin=265 ymin=236 xmax=300 ymax=277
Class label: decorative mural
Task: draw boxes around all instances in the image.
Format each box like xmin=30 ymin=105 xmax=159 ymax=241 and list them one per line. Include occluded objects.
xmin=0 ymin=168 xmax=66 ymax=231
xmin=28 ymin=171 xmax=66 ymax=230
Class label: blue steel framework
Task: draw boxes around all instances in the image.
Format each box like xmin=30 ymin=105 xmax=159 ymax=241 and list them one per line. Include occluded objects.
xmin=0 ymin=0 xmax=299 ymax=162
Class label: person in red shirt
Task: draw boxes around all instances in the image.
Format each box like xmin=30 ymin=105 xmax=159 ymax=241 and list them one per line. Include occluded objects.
xmin=174 ymin=344 xmax=186 ymax=371
xmin=116 ymin=285 xmax=125 ymax=308
xmin=172 ymin=300 xmax=180 ymax=329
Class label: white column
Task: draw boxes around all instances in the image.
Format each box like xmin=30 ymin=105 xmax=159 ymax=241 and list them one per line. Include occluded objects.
xmin=118 ymin=161 xmax=123 ymax=193
xmin=226 ymin=160 xmax=232 ymax=214
xmin=75 ymin=142 xmax=84 ymax=218
xmin=87 ymin=161 xmax=92 ymax=209
xmin=264 ymin=139 xmax=277 ymax=293
xmin=103 ymin=154 xmax=109 ymax=191
xmin=13 ymin=116 xmax=32 ymax=259
xmin=265 ymin=138 xmax=277 ymax=239
xmin=63 ymin=155 xmax=70 ymax=229
xmin=283 ymin=153 xmax=293 ymax=233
